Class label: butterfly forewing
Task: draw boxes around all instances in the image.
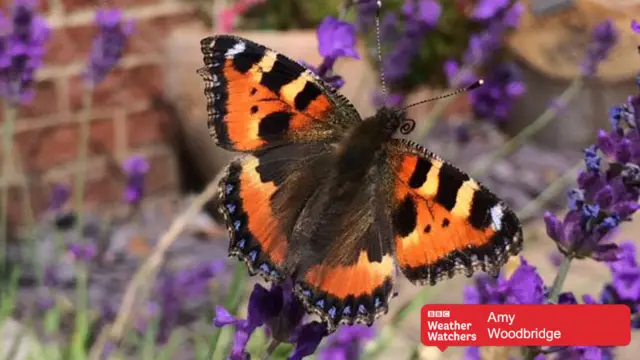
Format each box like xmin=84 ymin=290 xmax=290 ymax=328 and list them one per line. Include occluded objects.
xmin=198 ymin=35 xmax=361 ymax=152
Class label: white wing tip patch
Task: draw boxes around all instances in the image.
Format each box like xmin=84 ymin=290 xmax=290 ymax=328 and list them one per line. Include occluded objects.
xmin=225 ymin=41 xmax=246 ymax=57
xmin=490 ymin=204 xmax=504 ymax=231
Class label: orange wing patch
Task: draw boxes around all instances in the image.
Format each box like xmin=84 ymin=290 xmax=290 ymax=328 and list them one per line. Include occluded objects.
xmin=388 ymin=139 xmax=523 ymax=285
xmin=295 ymin=251 xmax=395 ymax=332
xmin=217 ymin=155 xmax=288 ymax=281
xmin=198 ymin=35 xmax=359 ymax=153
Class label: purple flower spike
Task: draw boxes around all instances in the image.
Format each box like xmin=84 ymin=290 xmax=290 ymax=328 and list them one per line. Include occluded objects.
xmin=214 ymin=280 xmax=328 ymax=360
xmin=580 ymin=19 xmax=618 ymax=77
xmin=416 ymin=0 xmax=442 ymax=28
xmin=469 ymin=62 xmax=525 ymax=124
xmin=472 ymin=0 xmax=509 ymax=21
xmin=48 ymin=183 xmax=70 ymax=211
xmin=355 ymin=0 xmax=378 ymax=32
xmin=505 ymin=258 xmax=545 ymax=304
xmin=121 ymin=154 xmax=150 ymax=205
xmin=68 ymin=242 xmax=97 ymax=261
xmin=317 ymin=16 xmax=359 ymax=60
xmin=318 ymin=325 xmax=375 ymax=360
xmin=401 ymin=0 xmax=442 ymax=29
xmin=308 ymin=16 xmax=360 ymax=90
xmin=0 ymin=0 xmax=50 ymax=104
xmin=632 ymin=19 xmax=640 ymax=34
xmin=85 ymin=8 xmax=134 ymax=86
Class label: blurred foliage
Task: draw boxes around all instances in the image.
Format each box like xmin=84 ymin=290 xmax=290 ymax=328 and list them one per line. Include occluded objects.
xmin=239 ymin=0 xmax=344 ymax=30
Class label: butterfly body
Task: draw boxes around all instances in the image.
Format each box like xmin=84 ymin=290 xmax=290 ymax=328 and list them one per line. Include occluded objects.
xmin=198 ymin=35 xmax=524 ymax=331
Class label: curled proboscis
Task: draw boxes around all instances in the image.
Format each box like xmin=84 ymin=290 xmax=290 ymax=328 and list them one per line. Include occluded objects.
xmin=399 ymin=118 xmax=416 ymax=135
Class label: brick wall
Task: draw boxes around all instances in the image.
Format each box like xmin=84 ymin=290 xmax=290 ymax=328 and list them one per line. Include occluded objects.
xmin=2 ymin=0 xmax=201 ymax=227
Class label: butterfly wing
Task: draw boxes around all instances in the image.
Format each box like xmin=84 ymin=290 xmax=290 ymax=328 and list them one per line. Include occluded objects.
xmin=387 ymin=139 xmax=523 ymax=285
xmin=217 ymin=142 xmax=335 ymax=281
xmin=290 ymin=160 xmax=397 ymax=332
xmin=198 ymin=35 xmax=362 ymax=152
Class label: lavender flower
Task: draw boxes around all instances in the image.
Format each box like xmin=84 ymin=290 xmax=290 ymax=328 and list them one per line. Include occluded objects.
xmin=580 ymin=19 xmax=618 ymax=77
xmin=445 ymin=1 xmax=522 ymax=90
xmin=463 ymin=257 xmax=545 ymax=306
xmin=632 ymin=19 xmax=640 ymax=34
xmin=214 ymin=280 xmax=327 ymax=360
xmin=471 ymin=0 xmax=509 ymax=21
xmin=545 ymin=104 xmax=640 ymax=261
xmin=544 ymin=74 xmax=640 ymax=260
xmin=175 ymin=259 xmax=226 ymax=298
xmin=598 ymin=241 xmax=640 ymax=328
xmin=468 ymin=62 xmax=525 ymax=124
xmin=317 ymin=16 xmax=359 ymax=60
xmin=355 ymin=0 xmax=378 ymax=33
xmin=401 ymin=0 xmax=442 ymax=31
xmin=85 ymin=8 xmax=133 ymax=86
xmin=318 ymin=325 xmax=375 ymax=360
xmin=36 ymin=288 xmax=56 ymax=312
xmin=0 ymin=0 xmax=50 ymax=104
xmin=68 ymin=242 xmax=97 ymax=261
xmin=147 ymin=260 xmax=226 ymax=341
xmin=551 ymin=346 xmax=614 ymax=360
xmin=382 ymin=0 xmax=441 ymax=84
xmin=121 ymin=154 xmax=149 ymax=205
xmin=304 ymin=16 xmax=361 ymax=90
xmin=48 ymin=183 xmax=70 ymax=211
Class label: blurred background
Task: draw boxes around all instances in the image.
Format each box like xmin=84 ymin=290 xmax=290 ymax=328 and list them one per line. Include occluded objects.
xmin=0 ymin=0 xmax=639 ymax=359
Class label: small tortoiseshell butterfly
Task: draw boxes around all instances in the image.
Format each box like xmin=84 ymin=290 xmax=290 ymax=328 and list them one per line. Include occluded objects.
xmin=197 ymin=35 xmax=523 ymax=332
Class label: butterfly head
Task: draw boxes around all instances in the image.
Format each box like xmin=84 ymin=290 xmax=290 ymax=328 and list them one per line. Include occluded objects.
xmin=374 ymin=106 xmax=407 ymax=137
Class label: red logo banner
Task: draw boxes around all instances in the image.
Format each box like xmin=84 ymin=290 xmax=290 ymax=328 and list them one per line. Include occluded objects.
xmin=421 ymin=304 xmax=631 ymax=351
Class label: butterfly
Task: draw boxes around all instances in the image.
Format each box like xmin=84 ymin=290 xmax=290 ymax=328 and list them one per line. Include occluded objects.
xmin=197 ymin=35 xmax=523 ymax=332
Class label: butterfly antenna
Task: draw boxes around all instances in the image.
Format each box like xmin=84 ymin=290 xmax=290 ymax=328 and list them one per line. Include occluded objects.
xmin=374 ymin=0 xmax=388 ymax=100
xmin=401 ymin=79 xmax=484 ymax=111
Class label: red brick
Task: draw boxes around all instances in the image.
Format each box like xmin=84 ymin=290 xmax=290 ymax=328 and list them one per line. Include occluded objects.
xmin=60 ymin=0 xmax=95 ymax=12
xmin=68 ymin=63 xmax=163 ymax=111
xmin=127 ymin=12 xmax=198 ymax=56
xmin=15 ymin=123 xmax=79 ymax=171
xmin=83 ymin=173 xmax=120 ymax=206
xmin=17 ymin=80 xmax=59 ymax=118
xmin=5 ymin=185 xmax=29 ymax=231
xmin=44 ymin=23 xmax=96 ymax=65
xmin=144 ymin=152 xmax=176 ymax=194
xmin=90 ymin=117 xmax=116 ymax=154
xmin=126 ymin=108 xmax=168 ymax=148
xmin=15 ymin=117 xmax=116 ymax=171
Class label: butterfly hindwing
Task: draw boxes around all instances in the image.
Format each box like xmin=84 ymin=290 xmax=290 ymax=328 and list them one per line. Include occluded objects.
xmin=198 ymin=35 xmax=361 ymax=152
xmin=217 ymin=143 xmax=332 ymax=281
xmin=387 ymin=139 xmax=523 ymax=285
xmin=291 ymin=161 xmax=397 ymax=331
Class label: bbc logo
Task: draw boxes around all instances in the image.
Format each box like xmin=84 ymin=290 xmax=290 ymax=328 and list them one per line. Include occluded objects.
xmin=427 ymin=310 xmax=450 ymax=318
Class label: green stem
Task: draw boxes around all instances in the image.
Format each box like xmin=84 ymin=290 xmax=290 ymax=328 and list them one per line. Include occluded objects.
xmin=74 ymin=89 xmax=93 ymax=241
xmin=547 ymin=255 xmax=573 ymax=304
xmin=260 ymin=340 xmax=281 ymax=360
xmin=470 ymin=76 xmax=585 ymax=177
xmin=515 ymin=161 xmax=583 ymax=220
xmin=521 ymin=256 xmax=573 ymax=360
xmin=208 ymin=262 xmax=248 ymax=360
xmin=1 ymin=103 xmax=17 ymax=276
xmin=71 ymin=263 xmax=90 ymax=359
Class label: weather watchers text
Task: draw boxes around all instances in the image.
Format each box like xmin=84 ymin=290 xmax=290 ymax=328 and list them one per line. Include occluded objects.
xmin=421 ymin=304 xmax=631 ymax=351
